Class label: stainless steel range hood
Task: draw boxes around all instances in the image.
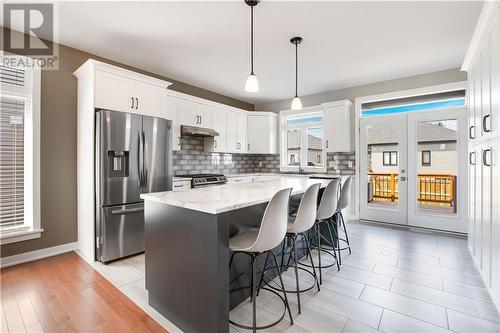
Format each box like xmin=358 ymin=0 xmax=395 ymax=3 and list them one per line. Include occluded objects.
xmin=181 ymin=125 xmax=219 ymax=137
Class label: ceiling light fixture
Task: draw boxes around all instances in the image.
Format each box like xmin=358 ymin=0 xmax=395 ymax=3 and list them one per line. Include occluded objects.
xmin=244 ymin=0 xmax=260 ymax=93
xmin=290 ymin=36 xmax=303 ymax=110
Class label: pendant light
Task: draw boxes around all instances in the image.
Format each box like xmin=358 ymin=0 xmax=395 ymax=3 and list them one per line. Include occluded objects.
xmin=290 ymin=36 xmax=303 ymax=110
xmin=244 ymin=0 xmax=260 ymax=93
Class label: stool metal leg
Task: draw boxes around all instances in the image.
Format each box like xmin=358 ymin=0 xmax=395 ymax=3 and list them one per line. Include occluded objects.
xmin=325 ymin=220 xmax=340 ymax=271
xmin=316 ymin=222 xmax=322 ymax=285
xmin=251 ymin=254 xmax=257 ymax=332
xmin=256 ymin=252 xmax=269 ymax=297
xmin=340 ymin=212 xmax=351 ymax=254
xmin=270 ymin=251 xmax=294 ymax=325
xmin=291 ymin=235 xmax=301 ymax=314
xmin=302 ymin=233 xmax=320 ymax=292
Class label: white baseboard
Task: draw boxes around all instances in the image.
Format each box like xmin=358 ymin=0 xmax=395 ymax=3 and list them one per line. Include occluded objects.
xmin=0 ymin=242 xmax=78 ymax=269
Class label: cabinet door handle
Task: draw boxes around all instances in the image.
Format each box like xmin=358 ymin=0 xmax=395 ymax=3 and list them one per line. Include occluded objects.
xmin=214 ymin=139 xmax=217 ymax=149
xmin=200 ymin=116 xmax=202 ymax=124
xmin=135 ymin=97 xmax=139 ymax=109
xmin=469 ymin=152 xmax=475 ymax=165
xmin=178 ymin=136 xmax=181 ymax=148
xmin=483 ymin=114 xmax=491 ymax=133
xmin=326 ymin=140 xmax=329 ymax=149
xmin=131 ymin=97 xmax=134 ymax=109
xmin=469 ymin=125 xmax=475 ymax=139
xmin=483 ymin=148 xmax=491 ymax=167
xmin=248 ymin=143 xmax=250 ymax=151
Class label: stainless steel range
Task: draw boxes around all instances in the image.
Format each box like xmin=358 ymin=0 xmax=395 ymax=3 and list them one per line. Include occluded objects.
xmin=178 ymin=174 xmax=228 ymax=188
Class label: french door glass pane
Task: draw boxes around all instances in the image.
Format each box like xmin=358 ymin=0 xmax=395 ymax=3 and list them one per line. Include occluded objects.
xmin=286 ymin=129 xmax=301 ymax=166
xmin=307 ymin=127 xmax=323 ymax=167
xmin=416 ymin=119 xmax=457 ymax=215
xmin=366 ymin=123 xmax=401 ymax=209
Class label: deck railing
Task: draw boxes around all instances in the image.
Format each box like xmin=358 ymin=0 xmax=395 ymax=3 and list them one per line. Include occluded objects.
xmin=368 ymin=173 xmax=457 ymax=212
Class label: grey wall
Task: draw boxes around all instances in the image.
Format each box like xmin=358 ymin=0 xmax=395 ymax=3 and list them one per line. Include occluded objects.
xmin=0 ymin=28 xmax=254 ymax=258
xmin=256 ymin=68 xmax=466 ymax=151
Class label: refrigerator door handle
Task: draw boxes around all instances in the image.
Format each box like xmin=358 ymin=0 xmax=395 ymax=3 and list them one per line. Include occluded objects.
xmin=138 ymin=130 xmax=144 ymax=187
xmin=142 ymin=130 xmax=148 ymax=188
xmin=110 ymin=207 xmax=144 ymax=215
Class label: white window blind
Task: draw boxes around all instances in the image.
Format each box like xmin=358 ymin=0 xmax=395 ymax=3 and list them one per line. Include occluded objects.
xmin=0 ymin=65 xmax=26 ymax=87
xmin=0 ymin=95 xmax=25 ymax=227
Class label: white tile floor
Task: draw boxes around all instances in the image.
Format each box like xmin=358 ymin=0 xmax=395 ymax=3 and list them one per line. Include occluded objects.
xmin=91 ymin=221 xmax=500 ymax=333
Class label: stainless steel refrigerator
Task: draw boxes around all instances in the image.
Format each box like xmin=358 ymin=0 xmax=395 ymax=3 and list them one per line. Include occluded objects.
xmin=95 ymin=110 xmax=172 ymax=263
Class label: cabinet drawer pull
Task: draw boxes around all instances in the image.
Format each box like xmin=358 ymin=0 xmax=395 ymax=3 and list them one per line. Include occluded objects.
xmin=469 ymin=152 xmax=475 ymax=165
xmin=131 ymin=97 xmax=134 ymax=109
xmin=483 ymin=149 xmax=491 ymax=167
xmin=469 ymin=125 xmax=475 ymax=139
xmin=483 ymin=114 xmax=491 ymax=133
xmin=173 ymin=184 xmax=185 ymax=188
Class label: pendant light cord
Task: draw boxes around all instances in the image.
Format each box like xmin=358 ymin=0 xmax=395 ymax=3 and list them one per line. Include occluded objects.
xmin=295 ymin=42 xmax=298 ymax=98
xmin=250 ymin=5 xmax=254 ymax=75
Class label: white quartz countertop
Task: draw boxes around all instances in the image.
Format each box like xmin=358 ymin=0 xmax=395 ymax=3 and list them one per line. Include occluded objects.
xmin=141 ymin=177 xmax=334 ymax=214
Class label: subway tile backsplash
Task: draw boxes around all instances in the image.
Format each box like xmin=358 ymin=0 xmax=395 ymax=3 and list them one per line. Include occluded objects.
xmin=172 ymin=137 xmax=355 ymax=176
xmin=173 ymin=137 xmax=279 ymax=175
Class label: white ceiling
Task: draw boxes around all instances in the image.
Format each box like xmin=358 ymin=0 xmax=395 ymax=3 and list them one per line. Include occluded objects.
xmin=6 ymin=1 xmax=482 ymax=105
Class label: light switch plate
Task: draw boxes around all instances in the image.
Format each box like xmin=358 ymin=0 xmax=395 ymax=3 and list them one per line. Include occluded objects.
xmin=328 ymin=161 xmax=335 ymax=168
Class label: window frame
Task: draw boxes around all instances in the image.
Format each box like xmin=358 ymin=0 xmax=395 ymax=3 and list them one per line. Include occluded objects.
xmin=279 ymin=108 xmax=327 ymax=173
xmin=382 ymin=151 xmax=398 ymax=166
xmin=421 ymin=150 xmax=431 ymax=166
xmin=0 ymin=58 xmax=42 ymax=245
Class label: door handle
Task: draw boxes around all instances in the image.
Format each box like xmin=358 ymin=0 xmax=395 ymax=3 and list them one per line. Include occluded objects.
xmin=138 ymin=131 xmax=144 ymax=187
xmin=111 ymin=207 xmax=144 ymax=215
xmin=136 ymin=98 xmax=139 ymax=109
xmin=131 ymin=97 xmax=134 ymax=109
xmin=483 ymin=114 xmax=491 ymax=133
xmin=483 ymin=148 xmax=491 ymax=167
xmin=469 ymin=152 xmax=476 ymax=165
xmin=142 ymin=131 xmax=148 ymax=187
xmin=469 ymin=125 xmax=475 ymax=139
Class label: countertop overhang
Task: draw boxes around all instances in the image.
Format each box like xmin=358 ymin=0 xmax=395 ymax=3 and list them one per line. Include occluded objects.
xmin=141 ymin=177 xmax=335 ymax=214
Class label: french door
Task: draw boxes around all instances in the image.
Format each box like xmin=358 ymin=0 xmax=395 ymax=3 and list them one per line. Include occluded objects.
xmin=359 ymin=108 xmax=468 ymax=233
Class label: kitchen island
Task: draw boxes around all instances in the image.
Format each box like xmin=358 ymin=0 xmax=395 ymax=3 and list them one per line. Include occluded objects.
xmin=140 ymin=177 xmax=334 ymax=333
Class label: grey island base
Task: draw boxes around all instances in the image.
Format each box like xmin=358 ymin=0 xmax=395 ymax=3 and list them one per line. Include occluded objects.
xmin=141 ymin=177 xmax=333 ymax=333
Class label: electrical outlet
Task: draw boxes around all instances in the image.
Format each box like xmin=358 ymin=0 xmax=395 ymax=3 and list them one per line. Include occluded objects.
xmin=329 ymin=161 xmax=335 ymax=168
xmin=258 ymin=161 xmax=263 ymax=167
xmin=348 ymin=161 xmax=353 ymax=168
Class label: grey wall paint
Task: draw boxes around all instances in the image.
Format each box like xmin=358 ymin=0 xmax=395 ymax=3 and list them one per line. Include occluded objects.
xmin=256 ymin=68 xmax=466 ymax=151
xmin=0 ymin=28 xmax=254 ymax=258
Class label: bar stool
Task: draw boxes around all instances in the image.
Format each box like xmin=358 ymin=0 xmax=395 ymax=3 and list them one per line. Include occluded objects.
xmin=299 ymin=178 xmax=341 ymax=285
xmin=333 ymin=176 xmax=353 ymax=264
xmin=260 ymin=183 xmax=321 ymax=315
xmin=229 ymin=188 xmax=294 ymax=332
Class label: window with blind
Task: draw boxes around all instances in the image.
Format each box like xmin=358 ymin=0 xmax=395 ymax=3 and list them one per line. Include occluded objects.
xmin=0 ymin=60 xmax=41 ymax=244
xmin=0 ymin=96 xmax=25 ymax=228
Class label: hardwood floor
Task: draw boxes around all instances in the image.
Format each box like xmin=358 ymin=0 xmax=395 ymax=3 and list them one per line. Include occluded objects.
xmin=0 ymin=251 xmax=167 ymax=333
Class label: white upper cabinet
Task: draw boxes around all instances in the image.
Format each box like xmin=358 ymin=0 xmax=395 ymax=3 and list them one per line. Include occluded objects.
xmin=236 ymin=112 xmax=247 ymax=153
xmin=490 ymin=17 xmax=500 ymax=140
xmin=247 ymin=113 xmax=278 ymax=154
xmin=94 ymin=70 xmax=166 ymax=117
xmin=95 ymin=71 xmax=134 ymax=112
xmin=322 ymin=100 xmax=352 ymax=152
xmin=226 ymin=111 xmax=247 ymax=153
xmin=164 ymin=94 xmax=181 ymax=151
xmin=134 ymin=80 xmax=164 ymax=117
xmin=205 ymin=108 xmax=227 ymax=152
xmin=180 ymin=99 xmax=198 ymax=126
xmin=179 ymin=100 xmax=213 ymax=128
